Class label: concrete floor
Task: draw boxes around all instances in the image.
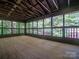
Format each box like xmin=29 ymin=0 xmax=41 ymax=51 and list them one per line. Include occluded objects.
xmin=0 ymin=36 xmax=79 ymax=59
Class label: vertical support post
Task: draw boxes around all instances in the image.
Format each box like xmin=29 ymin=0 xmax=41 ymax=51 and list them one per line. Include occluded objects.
xmin=2 ymin=20 xmax=3 ymax=36
xmin=37 ymin=20 xmax=38 ymax=35
xmin=24 ymin=22 xmax=26 ymax=35
xmin=63 ymin=14 xmax=65 ymax=38
xmin=43 ymin=18 xmax=44 ymax=36
xmin=11 ymin=21 xmax=13 ymax=35
xmin=51 ymin=16 xmax=53 ymax=37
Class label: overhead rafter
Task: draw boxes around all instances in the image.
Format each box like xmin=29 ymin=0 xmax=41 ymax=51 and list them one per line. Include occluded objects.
xmin=51 ymin=0 xmax=59 ymax=9
xmin=7 ymin=0 xmax=23 ymax=17
xmin=36 ymin=0 xmax=51 ymax=13
xmin=20 ymin=3 xmax=38 ymax=17
xmin=22 ymin=1 xmax=39 ymax=16
xmin=68 ymin=0 xmax=70 ymax=7
xmin=25 ymin=0 xmax=44 ymax=15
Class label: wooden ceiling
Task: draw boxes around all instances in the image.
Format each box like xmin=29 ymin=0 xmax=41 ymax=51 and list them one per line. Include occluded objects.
xmin=0 ymin=0 xmax=79 ymax=21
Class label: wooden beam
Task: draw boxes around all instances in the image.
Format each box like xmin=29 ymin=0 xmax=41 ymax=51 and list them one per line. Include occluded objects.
xmin=0 ymin=13 xmax=7 ymax=16
xmin=4 ymin=0 xmax=33 ymax=19
xmin=51 ymin=0 xmax=59 ymax=9
xmin=22 ymin=1 xmax=41 ymax=16
xmin=36 ymin=0 xmax=51 ymax=13
xmin=68 ymin=0 xmax=70 ymax=7
xmin=25 ymin=0 xmax=44 ymax=15
xmin=7 ymin=0 xmax=23 ymax=17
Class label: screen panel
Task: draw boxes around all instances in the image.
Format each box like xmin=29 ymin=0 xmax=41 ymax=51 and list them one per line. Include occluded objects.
xmin=38 ymin=29 xmax=43 ymax=35
xmin=29 ymin=29 xmax=32 ymax=34
xmin=65 ymin=12 xmax=79 ymax=26
xmin=26 ymin=29 xmax=30 ymax=34
xmin=0 ymin=20 xmax=2 ymax=27
xmin=38 ymin=20 xmax=43 ymax=28
xmin=33 ymin=29 xmax=37 ymax=34
xmin=13 ymin=22 xmax=20 ymax=28
xmin=65 ymin=28 xmax=79 ymax=39
xmin=53 ymin=28 xmax=63 ymax=37
xmin=3 ymin=20 xmax=11 ymax=28
xmin=3 ymin=29 xmax=11 ymax=35
xmin=44 ymin=29 xmax=51 ymax=35
xmin=44 ymin=17 xmax=51 ymax=27
xmin=53 ymin=15 xmax=63 ymax=27
xmin=20 ymin=29 xmax=24 ymax=34
xmin=0 ymin=28 xmax=2 ymax=35
xmin=20 ymin=22 xmax=24 ymax=28
xmin=33 ymin=21 xmax=37 ymax=28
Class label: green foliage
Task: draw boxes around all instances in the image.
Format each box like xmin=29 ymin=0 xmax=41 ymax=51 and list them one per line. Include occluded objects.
xmin=38 ymin=20 xmax=43 ymax=28
xmin=44 ymin=18 xmax=51 ymax=27
xmin=65 ymin=12 xmax=79 ymax=26
xmin=53 ymin=15 xmax=63 ymax=27
xmin=53 ymin=28 xmax=62 ymax=37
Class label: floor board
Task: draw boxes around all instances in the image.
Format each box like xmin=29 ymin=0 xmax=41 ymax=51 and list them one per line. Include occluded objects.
xmin=0 ymin=36 xmax=79 ymax=59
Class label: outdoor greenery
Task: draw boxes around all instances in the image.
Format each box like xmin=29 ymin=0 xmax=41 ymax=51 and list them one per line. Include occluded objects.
xmin=53 ymin=15 xmax=63 ymax=27
xmin=44 ymin=17 xmax=51 ymax=27
xmin=38 ymin=20 xmax=43 ymax=28
xmin=53 ymin=28 xmax=63 ymax=37
xmin=38 ymin=29 xmax=43 ymax=35
xmin=0 ymin=20 xmax=25 ymax=35
xmin=44 ymin=29 xmax=51 ymax=35
xmin=65 ymin=12 xmax=79 ymax=26
xmin=26 ymin=11 xmax=79 ymax=39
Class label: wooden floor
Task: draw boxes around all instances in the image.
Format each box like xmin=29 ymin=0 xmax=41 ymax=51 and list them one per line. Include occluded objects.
xmin=0 ymin=36 xmax=79 ymax=59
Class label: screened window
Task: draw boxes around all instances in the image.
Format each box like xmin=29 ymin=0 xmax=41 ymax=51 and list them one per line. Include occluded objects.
xmin=12 ymin=29 xmax=17 ymax=34
xmin=38 ymin=20 xmax=43 ymax=28
xmin=29 ymin=22 xmax=32 ymax=28
xmin=13 ymin=22 xmax=20 ymax=28
xmin=44 ymin=29 xmax=51 ymax=35
xmin=20 ymin=23 xmax=24 ymax=28
xmin=26 ymin=29 xmax=29 ymax=34
xmin=3 ymin=29 xmax=11 ymax=35
xmin=29 ymin=29 xmax=32 ymax=34
xmin=0 ymin=20 xmax=2 ymax=35
xmin=33 ymin=21 xmax=37 ymax=28
xmin=20 ymin=29 xmax=24 ymax=34
xmin=38 ymin=29 xmax=43 ymax=35
xmin=16 ymin=29 xmax=19 ymax=34
xmin=13 ymin=22 xmax=17 ymax=28
xmin=0 ymin=29 xmax=2 ymax=35
xmin=26 ymin=23 xmax=28 ymax=28
xmin=65 ymin=12 xmax=79 ymax=26
xmin=0 ymin=20 xmax=2 ymax=27
xmin=44 ymin=17 xmax=51 ymax=27
xmin=53 ymin=28 xmax=63 ymax=37
xmin=3 ymin=20 xmax=11 ymax=28
xmin=53 ymin=15 xmax=63 ymax=27
xmin=65 ymin=28 xmax=79 ymax=39
xmin=33 ymin=29 xmax=37 ymax=34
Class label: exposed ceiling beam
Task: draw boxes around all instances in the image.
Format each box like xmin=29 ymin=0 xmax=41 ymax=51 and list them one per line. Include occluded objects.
xmin=7 ymin=0 xmax=23 ymax=17
xmin=21 ymin=2 xmax=40 ymax=18
xmin=22 ymin=1 xmax=43 ymax=16
xmin=68 ymin=0 xmax=70 ymax=7
xmin=20 ymin=3 xmax=36 ymax=16
xmin=3 ymin=1 xmax=31 ymax=19
xmin=51 ymin=0 xmax=59 ymax=9
xmin=24 ymin=0 xmax=44 ymax=15
xmin=0 ymin=13 xmax=7 ymax=16
xmin=36 ymin=0 xmax=51 ymax=13
xmin=45 ymin=0 xmax=54 ymax=12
